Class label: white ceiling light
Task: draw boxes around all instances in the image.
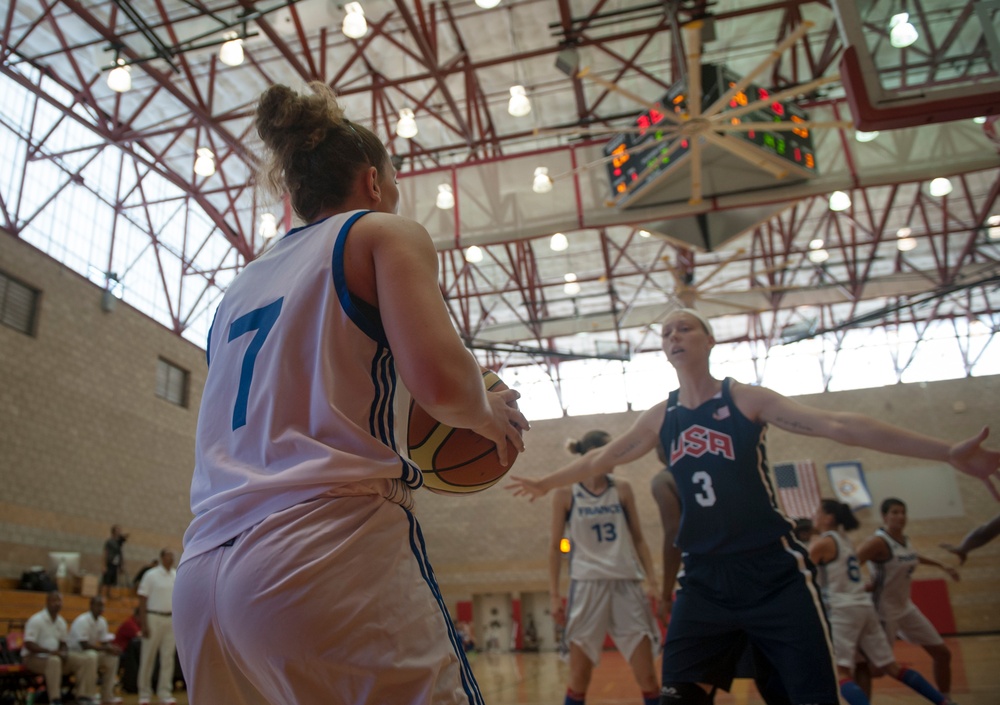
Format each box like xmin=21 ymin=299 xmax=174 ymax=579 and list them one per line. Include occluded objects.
xmin=436 ymin=183 xmax=455 ymax=210
xmin=342 ymin=2 xmax=367 ymax=39
xmin=508 ymin=85 xmax=531 ymax=117
xmin=532 ymin=166 xmax=553 ymax=194
xmin=475 ymin=0 xmax=502 ymax=7
xmin=194 ymin=147 xmax=216 ymax=177
xmin=258 ymin=213 xmax=277 ymax=239
xmin=897 ymin=226 xmax=912 ymax=238
xmin=897 ymin=237 xmax=917 ymax=251
xmin=549 ymin=232 xmax=568 ymax=251
xmin=107 ymin=60 xmax=131 ymax=92
xmin=929 ymin=177 xmax=953 ymax=197
xmin=808 ymin=249 xmax=830 ymax=264
xmin=829 ymin=190 xmax=851 ymax=211
xmin=809 ymin=238 xmax=824 ymax=250
xmin=639 ymin=230 xmax=651 ymax=238
xmin=396 ymin=108 xmax=418 ymax=139
xmin=986 ymin=215 xmax=1000 ymax=240
xmin=564 ymin=273 xmax=580 ymax=295
xmin=889 ymin=13 xmax=918 ymax=48
xmin=855 ymin=130 xmax=879 ymax=142
xmin=464 ymin=246 xmax=483 ymax=263
xmin=973 ymin=116 xmax=987 ymax=124
xmin=219 ymin=35 xmax=244 ymax=66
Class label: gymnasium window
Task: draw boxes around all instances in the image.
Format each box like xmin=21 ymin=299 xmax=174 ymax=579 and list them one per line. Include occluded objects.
xmin=156 ymin=357 xmax=189 ymax=407
xmin=0 ymin=270 xmax=39 ymax=336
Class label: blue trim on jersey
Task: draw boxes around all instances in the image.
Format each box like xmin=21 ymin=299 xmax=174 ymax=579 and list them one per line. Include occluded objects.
xmin=405 ymin=508 xmax=484 ymax=705
xmin=205 ymin=305 xmax=220 ymax=367
xmin=331 ymin=210 xmax=389 ymax=346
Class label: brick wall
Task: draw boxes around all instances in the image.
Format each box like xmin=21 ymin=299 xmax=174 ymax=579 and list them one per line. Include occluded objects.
xmin=3 ymin=231 xmax=998 ymax=632
xmin=0 ymin=232 xmax=204 ymax=584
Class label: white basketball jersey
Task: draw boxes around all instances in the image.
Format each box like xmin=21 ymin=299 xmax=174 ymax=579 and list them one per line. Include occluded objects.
xmin=182 ymin=210 xmax=421 ymax=562
xmin=565 ymin=478 xmax=644 ymax=581
xmin=867 ymin=528 xmax=918 ymax=618
xmin=817 ymin=531 xmax=871 ymax=608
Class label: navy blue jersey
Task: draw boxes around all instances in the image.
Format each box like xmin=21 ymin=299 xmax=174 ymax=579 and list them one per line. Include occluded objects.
xmin=659 ymin=377 xmax=794 ymax=555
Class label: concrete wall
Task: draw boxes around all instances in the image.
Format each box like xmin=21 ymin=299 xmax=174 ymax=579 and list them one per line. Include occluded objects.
xmin=2 ymin=231 xmax=998 ymax=633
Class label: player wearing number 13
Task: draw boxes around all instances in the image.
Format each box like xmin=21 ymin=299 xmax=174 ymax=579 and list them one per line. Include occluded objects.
xmin=507 ymin=308 xmax=1000 ymax=705
xmin=174 ymin=83 xmax=528 ymax=705
xmin=550 ymin=431 xmax=660 ymax=705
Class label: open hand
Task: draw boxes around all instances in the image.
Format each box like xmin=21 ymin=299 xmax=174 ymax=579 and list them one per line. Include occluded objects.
xmin=948 ymin=426 xmax=1000 ymax=502
xmin=505 ymin=475 xmax=548 ymax=501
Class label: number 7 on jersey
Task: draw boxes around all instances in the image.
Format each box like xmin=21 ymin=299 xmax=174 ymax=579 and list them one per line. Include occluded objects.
xmin=227 ymin=297 xmax=283 ymax=430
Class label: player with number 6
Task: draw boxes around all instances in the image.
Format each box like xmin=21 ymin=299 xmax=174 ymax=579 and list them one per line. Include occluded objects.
xmin=507 ymin=307 xmax=999 ymax=705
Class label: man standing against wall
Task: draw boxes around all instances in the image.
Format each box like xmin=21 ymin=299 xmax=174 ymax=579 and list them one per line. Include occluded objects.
xmin=101 ymin=525 xmax=128 ymax=599
xmin=137 ymin=549 xmax=177 ymax=705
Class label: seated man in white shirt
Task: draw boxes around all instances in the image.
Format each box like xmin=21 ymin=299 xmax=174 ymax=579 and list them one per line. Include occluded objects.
xmin=69 ymin=596 xmax=123 ymax=705
xmin=22 ymin=591 xmax=98 ymax=705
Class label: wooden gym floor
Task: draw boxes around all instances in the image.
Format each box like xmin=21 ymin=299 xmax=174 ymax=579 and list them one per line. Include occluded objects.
xmin=102 ymin=634 xmax=998 ymax=704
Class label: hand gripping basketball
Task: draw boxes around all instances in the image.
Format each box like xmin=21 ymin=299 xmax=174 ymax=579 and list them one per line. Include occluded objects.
xmin=408 ymin=370 xmax=523 ymax=495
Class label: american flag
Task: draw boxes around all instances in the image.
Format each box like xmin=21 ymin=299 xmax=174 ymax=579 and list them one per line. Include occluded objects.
xmin=773 ymin=460 xmax=821 ymax=519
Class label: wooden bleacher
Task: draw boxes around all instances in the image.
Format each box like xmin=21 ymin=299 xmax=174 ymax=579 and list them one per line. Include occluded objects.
xmin=1 ymin=579 xmax=138 ymax=634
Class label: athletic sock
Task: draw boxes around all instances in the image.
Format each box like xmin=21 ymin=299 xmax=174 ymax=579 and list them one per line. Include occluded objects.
xmin=839 ymin=678 xmax=870 ymax=705
xmin=896 ymin=667 xmax=948 ymax=704
xmin=564 ymin=687 xmax=585 ymax=705
xmin=642 ymin=691 xmax=659 ymax=705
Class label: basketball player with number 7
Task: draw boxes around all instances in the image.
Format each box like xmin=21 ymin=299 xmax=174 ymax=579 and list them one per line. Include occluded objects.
xmin=507 ymin=307 xmax=999 ymax=705
xmin=174 ymin=83 xmax=528 ymax=705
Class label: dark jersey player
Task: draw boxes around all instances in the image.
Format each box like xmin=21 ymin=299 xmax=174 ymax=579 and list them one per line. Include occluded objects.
xmin=508 ymin=307 xmax=1000 ymax=705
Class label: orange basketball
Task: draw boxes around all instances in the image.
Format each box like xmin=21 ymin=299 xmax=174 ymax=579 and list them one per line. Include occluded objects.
xmin=407 ymin=370 xmax=520 ymax=495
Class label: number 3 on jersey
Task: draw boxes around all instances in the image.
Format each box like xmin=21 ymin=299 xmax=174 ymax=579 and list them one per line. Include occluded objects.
xmin=691 ymin=470 xmax=717 ymax=507
xmin=227 ymin=297 xmax=283 ymax=430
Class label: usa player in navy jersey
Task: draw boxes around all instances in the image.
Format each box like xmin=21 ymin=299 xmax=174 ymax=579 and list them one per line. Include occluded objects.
xmin=550 ymin=430 xmax=661 ymax=705
xmin=173 ymin=83 xmax=528 ymax=705
xmin=810 ymin=499 xmax=955 ymax=705
xmin=508 ymin=307 xmax=999 ymax=705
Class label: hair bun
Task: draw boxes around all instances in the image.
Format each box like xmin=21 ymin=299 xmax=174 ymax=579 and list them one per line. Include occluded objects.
xmin=565 ymin=438 xmax=581 ymax=455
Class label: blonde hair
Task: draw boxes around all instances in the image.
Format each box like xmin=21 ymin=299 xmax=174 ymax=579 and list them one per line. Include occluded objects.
xmin=255 ymin=82 xmax=389 ymax=221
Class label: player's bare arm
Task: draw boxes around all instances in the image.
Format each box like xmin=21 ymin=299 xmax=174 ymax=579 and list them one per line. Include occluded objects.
xmin=506 ymin=403 xmax=663 ymax=500
xmin=548 ymin=487 xmax=572 ymax=625
xmin=651 ymin=470 xmax=682 ymax=619
xmin=856 ymin=534 xmax=891 ymax=564
xmin=364 ymin=215 xmax=528 ymax=463
xmin=808 ymin=534 xmax=837 ymax=566
xmin=735 ymin=382 xmax=1000 ymax=500
xmin=619 ymin=480 xmax=659 ymax=600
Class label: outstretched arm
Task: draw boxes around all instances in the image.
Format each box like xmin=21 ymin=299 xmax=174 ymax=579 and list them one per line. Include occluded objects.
xmin=917 ymin=553 xmax=960 ymax=582
xmin=732 ymin=382 xmax=1000 ymax=501
xmin=941 ymin=512 xmax=1000 ymax=564
xmin=506 ymin=402 xmax=664 ymax=500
